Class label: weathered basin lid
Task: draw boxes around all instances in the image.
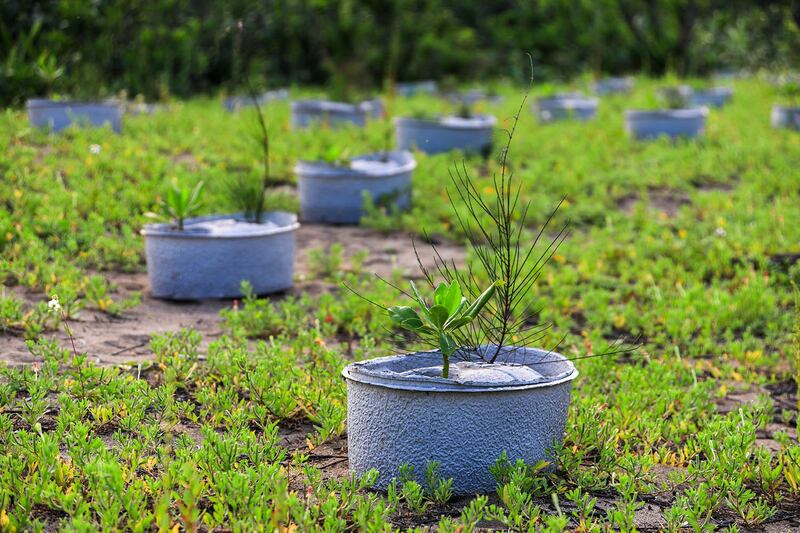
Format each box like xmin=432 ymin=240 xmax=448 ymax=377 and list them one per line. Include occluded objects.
xmin=291 ymin=99 xmax=369 ymax=114
xmin=26 ymin=98 xmax=122 ymax=109
xmin=294 ymin=150 xmax=416 ymax=178
xmin=343 ymin=345 xmax=578 ymax=393
xmin=624 ymin=107 xmax=709 ymax=119
xmin=141 ymin=212 xmax=299 ymax=239
xmin=394 ymin=115 xmax=496 ymax=129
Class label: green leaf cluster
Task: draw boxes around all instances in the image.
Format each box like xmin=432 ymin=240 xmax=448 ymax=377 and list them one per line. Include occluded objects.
xmin=150 ymin=179 xmax=204 ymax=231
xmin=388 ymin=280 xmax=498 ymax=378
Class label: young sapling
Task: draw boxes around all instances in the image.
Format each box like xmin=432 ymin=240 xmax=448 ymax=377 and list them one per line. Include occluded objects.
xmin=414 ymin=58 xmax=636 ymax=365
xmin=657 ymin=86 xmax=692 ymax=109
xmin=149 ymin=179 xmax=204 ymax=231
xmin=351 ymin=58 xmax=634 ymax=380
xmin=226 ymin=84 xmax=292 ymax=221
xmin=792 ymin=285 xmax=800 ymax=411
xmin=387 ymin=279 xmax=499 ymax=378
xmin=456 ymin=101 xmax=473 ymax=119
xmin=35 ymin=52 xmax=64 ymax=95
xmin=778 ymin=81 xmax=800 ymax=107
xmin=381 ymin=2 xmax=400 ymax=162
xmin=317 ymin=144 xmax=352 ymax=166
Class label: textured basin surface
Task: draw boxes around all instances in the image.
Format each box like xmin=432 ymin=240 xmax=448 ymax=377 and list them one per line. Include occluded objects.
xmin=394 ymin=115 xmax=496 ymax=154
xmin=361 ymin=98 xmax=384 ymax=118
xmin=290 ymin=99 xmax=381 ymax=129
xmin=295 ymin=150 xmax=416 ymax=224
xmin=771 ymin=106 xmax=800 ymax=130
xmin=444 ymin=89 xmax=503 ymax=106
xmin=536 ymin=94 xmax=599 ymax=122
xmin=396 ymin=81 xmax=438 ymax=97
xmin=343 ymin=345 xmax=578 ymax=494
xmin=126 ymin=102 xmax=163 ymax=115
xmin=224 ymin=89 xmax=289 ymax=111
xmin=690 ymin=87 xmax=733 ymax=108
xmin=26 ymin=99 xmax=123 ymax=133
xmin=657 ymin=85 xmax=694 ymax=106
xmin=141 ymin=212 xmax=298 ymax=300
xmin=593 ymin=77 xmax=634 ymax=95
xmin=625 ymin=108 xmax=708 ymax=140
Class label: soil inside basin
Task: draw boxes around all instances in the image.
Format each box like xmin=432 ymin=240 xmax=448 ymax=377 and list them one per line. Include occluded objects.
xmin=345 ymin=346 xmax=577 ymax=391
xmin=349 ymin=158 xmax=404 ymax=173
xmin=399 ymin=361 xmax=546 ymax=385
xmin=180 ymin=217 xmax=280 ymax=236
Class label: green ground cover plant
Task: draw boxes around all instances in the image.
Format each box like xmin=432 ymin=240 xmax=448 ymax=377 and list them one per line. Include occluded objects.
xmin=777 ymin=79 xmax=800 ymax=107
xmin=1 ymin=76 xmax=799 ymax=530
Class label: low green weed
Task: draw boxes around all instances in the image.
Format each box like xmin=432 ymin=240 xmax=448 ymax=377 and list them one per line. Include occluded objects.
xmin=1 ymin=77 xmax=799 ymax=530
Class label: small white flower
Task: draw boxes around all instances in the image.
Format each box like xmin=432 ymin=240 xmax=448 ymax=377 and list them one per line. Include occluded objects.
xmin=715 ymin=227 xmax=727 ymax=237
xmin=89 ymin=144 xmax=101 ymax=154
xmin=48 ymin=295 xmax=61 ymax=313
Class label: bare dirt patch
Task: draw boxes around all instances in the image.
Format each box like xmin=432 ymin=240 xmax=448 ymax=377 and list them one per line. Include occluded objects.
xmin=616 ymin=187 xmax=691 ymax=218
xmin=690 ymin=173 xmax=739 ymax=192
xmin=769 ymin=252 xmax=800 ymax=268
xmin=759 ymin=520 xmax=800 ymax=532
xmin=0 ymin=224 xmax=465 ymax=365
xmin=170 ymin=150 xmax=199 ymax=170
xmin=281 ymin=420 xmax=350 ymax=488
xmin=1 ymin=272 xmax=227 ymax=366
xmin=715 ymin=380 xmax=798 ymax=452
xmin=295 ymin=224 xmax=465 ymax=280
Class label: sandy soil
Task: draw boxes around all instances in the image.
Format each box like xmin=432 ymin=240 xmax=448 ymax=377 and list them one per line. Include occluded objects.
xmin=616 ymin=187 xmax=691 ymax=218
xmin=0 ymin=224 xmax=464 ymax=365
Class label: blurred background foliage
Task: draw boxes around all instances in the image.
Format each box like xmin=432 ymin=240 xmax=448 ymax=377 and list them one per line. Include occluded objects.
xmin=2 ymin=0 xmax=800 ymax=105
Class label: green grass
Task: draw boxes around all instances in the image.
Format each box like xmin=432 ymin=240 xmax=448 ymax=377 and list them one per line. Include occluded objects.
xmin=1 ymin=77 xmax=800 ymax=531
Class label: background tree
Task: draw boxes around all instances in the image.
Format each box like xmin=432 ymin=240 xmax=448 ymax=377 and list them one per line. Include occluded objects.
xmin=2 ymin=0 xmax=799 ymax=106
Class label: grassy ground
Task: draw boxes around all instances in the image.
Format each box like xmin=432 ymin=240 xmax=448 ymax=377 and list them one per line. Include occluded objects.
xmin=1 ymin=77 xmax=799 ymax=531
